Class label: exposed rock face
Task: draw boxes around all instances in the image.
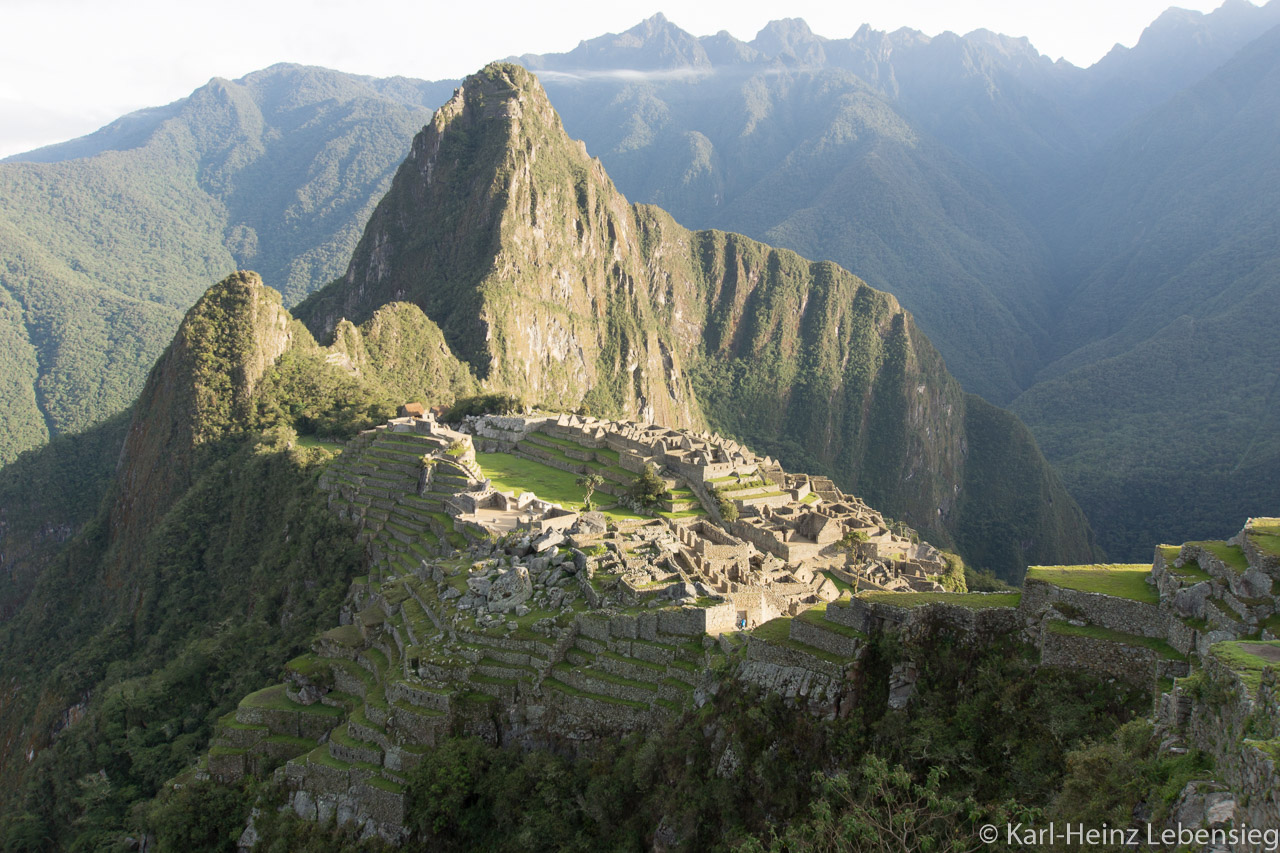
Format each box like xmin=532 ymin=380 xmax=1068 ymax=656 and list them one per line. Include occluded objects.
xmin=297 ymin=63 xmax=1094 ymax=572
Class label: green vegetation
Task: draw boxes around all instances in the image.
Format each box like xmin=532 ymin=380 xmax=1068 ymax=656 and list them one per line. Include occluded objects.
xmin=630 ymin=462 xmax=666 ymax=509
xmin=474 ymin=451 xmax=586 ymax=507
xmin=0 ymin=65 xmax=456 ymax=465
xmin=1046 ymin=621 xmax=1185 ymax=660
xmin=1210 ymin=641 xmax=1280 ymax=693
xmin=856 ymin=591 xmax=1022 ymax=609
xmin=576 ymin=473 xmax=604 ymax=510
xmin=1189 ymin=541 xmax=1250 ymax=575
xmin=1046 ymin=720 xmax=1215 ymax=831
xmin=1250 ymin=520 xmax=1280 ymax=558
xmin=1025 ymin=564 xmax=1158 ymax=604
xmin=230 ymin=631 xmax=1150 ymax=851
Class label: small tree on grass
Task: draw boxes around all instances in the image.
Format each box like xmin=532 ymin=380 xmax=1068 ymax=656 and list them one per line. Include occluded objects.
xmin=631 ymin=463 xmax=666 ymax=509
xmin=576 ymin=473 xmax=604 ymax=510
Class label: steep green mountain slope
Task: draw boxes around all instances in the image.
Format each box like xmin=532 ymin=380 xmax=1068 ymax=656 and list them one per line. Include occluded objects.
xmin=520 ymin=21 xmax=1059 ymax=402
xmin=0 ymin=65 xmax=454 ymax=463
xmin=298 ymin=63 xmax=1093 ymax=574
xmin=1013 ymin=23 xmax=1280 ymax=557
xmin=0 ymin=271 xmax=476 ymax=843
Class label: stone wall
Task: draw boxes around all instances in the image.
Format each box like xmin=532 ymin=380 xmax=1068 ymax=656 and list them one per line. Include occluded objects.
xmin=1182 ymin=656 xmax=1280 ymax=832
xmin=1039 ymin=627 xmax=1161 ymax=684
xmin=1020 ymin=578 xmax=1169 ymax=639
xmin=789 ymin=619 xmax=862 ymax=657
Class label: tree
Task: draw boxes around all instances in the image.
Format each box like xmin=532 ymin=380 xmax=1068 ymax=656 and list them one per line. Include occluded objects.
xmin=630 ymin=463 xmax=666 ymax=509
xmin=576 ymin=473 xmax=604 ymax=510
xmin=713 ymin=487 xmax=739 ymax=522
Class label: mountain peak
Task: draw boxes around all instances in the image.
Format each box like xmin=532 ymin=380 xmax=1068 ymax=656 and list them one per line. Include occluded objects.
xmin=519 ymin=15 xmax=709 ymax=71
xmin=751 ymin=18 xmax=825 ymax=59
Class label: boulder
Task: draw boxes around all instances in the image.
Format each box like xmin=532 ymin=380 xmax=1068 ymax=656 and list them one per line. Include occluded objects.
xmin=488 ymin=566 xmax=534 ymax=613
xmin=578 ymin=512 xmax=608 ymax=534
xmin=1173 ymin=581 xmax=1211 ymax=619
xmin=533 ymin=530 xmax=565 ymax=553
xmin=669 ymin=582 xmax=696 ymax=601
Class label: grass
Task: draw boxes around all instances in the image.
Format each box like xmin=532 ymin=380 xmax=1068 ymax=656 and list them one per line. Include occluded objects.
xmin=1188 ymin=541 xmax=1250 ymax=575
xmin=820 ymin=571 xmax=856 ymax=596
xmin=306 ymin=745 xmax=352 ymax=771
xmin=367 ymin=775 xmax=405 ymax=794
xmin=1046 ymin=621 xmax=1184 ymax=660
xmin=796 ymin=606 xmax=866 ymax=640
xmin=320 ymin=624 xmax=365 ymax=647
xmin=1248 ymin=519 xmax=1280 ymax=558
xmin=750 ymin=618 xmax=848 ymax=665
xmin=1166 ymin=560 xmax=1213 ymax=584
xmin=1025 ymin=564 xmax=1157 ymax=604
xmin=296 ymin=434 xmax=345 ymax=451
xmin=1211 ymin=641 xmax=1280 ymax=693
xmin=475 ymin=451 xmax=642 ymax=522
xmin=856 ymin=591 xmax=1022 ymax=609
xmin=240 ymin=684 xmax=344 ymax=716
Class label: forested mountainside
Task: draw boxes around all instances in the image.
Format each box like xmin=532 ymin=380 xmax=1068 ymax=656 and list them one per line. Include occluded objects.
xmin=0 ymin=270 xmax=476 ymax=845
xmin=1012 ymin=23 xmax=1280 ymax=555
xmin=297 ymin=63 xmax=1093 ymax=573
xmin=0 ymin=66 xmax=455 ymax=462
xmin=0 ymin=3 xmax=1275 ymax=573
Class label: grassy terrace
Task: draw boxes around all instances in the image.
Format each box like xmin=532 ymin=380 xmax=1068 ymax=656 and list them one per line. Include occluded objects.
xmin=751 ymin=618 xmax=849 ymax=665
xmin=295 ymin=434 xmax=345 ymax=452
xmin=796 ymin=606 xmax=866 ymax=640
xmin=855 ymin=591 xmax=1022 ymax=609
xmin=241 ymin=684 xmax=344 ymax=716
xmin=1188 ymin=541 xmax=1250 ymax=574
xmin=1025 ymin=564 xmax=1157 ymax=604
xmin=1164 ymin=553 xmax=1214 ymax=584
xmin=1210 ymin=640 xmax=1280 ymax=693
xmin=478 ymin=450 xmax=703 ymax=522
xmin=1047 ymin=621 xmax=1184 ymax=660
xmin=476 ymin=451 xmax=647 ymax=521
xmin=821 ymin=571 xmax=856 ymax=596
xmin=1248 ymin=519 xmax=1280 ymax=558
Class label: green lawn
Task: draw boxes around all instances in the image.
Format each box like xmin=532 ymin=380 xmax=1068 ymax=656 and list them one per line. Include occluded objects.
xmin=1025 ymin=564 xmax=1157 ymax=604
xmin=796 ymin=606 xmax=866 ymax=640
xmin=1187 ymin=541 xmax=1250 ymax=574
xmin=1210 ymin=641 xmax=1280 ymax=692
xmin=821 ymin=571 xmax=856 ymax=596
xmin=1248 ymin=519 xmax=1280 ymax=558
xmin=856 ymin=591 xmax=1022 ymax=609
xmin=750 ymin=618 xmax=848 ymax=665
xmin=476 ymin=451 xmax=663 ymax=522
xmin=1046 ymin=621 xmax=1184 ymax=660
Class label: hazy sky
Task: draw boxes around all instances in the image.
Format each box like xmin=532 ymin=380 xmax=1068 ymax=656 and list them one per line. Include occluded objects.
xmin=0 ymin=0 xmax=1236 ymax=158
